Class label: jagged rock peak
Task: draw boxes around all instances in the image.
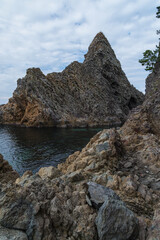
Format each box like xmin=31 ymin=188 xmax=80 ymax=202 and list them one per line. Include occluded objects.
xmin=89 ymin=32 xmax=111 ymax=47
xmin=0 ymin=33 xmax=144 ymax=127
xmin=84 ymin=32 xmax=119 ymax=68
xmin=26 ymin=67 xmax=45 ymax=78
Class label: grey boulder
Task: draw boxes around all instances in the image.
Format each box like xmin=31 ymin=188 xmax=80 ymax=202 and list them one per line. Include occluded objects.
xmin=95 ymin=196 xmax=139 ymax=240
xmin=87 ymin=181 xmax=120 ymax=209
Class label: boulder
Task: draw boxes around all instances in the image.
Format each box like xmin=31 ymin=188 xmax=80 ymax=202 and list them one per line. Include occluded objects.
xmin=87 ymin=181 xmax=120 ymax=209
xmin=38 ymin=166 xmax=61 ymax=179
xmin=95 ymin=196 xmax=139 ymax=240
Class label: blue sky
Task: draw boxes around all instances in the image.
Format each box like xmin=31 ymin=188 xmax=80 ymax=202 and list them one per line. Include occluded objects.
xmin=0 ymin=0 xmax=160 ymax=104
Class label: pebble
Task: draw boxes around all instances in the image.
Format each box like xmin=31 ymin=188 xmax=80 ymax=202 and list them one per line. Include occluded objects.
xmin=124 ymin=162 xmax=132 ymax=168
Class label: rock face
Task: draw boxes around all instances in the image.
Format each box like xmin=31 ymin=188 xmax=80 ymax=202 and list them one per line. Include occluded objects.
xmin=0 ymin=32 xmax=144 ymax=127
xmin=0 ymin=154 xmax=19 ymax=184
xmin=1 ymin=76 xmax=160 ymax=240
xmin=147 ymin=204 xmax=160 ymax=240
xmin=146 ymin=61 xmax=160 ymax=98
xmin=1 ymin=54 xmax=160 ymax=240
xmin=0 ymin=225 xmax=28 ymax=240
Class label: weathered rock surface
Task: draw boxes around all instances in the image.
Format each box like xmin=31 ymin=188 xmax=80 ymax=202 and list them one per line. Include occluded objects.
xmin=0 ymin=171 xmax=98 ymax=240
xmin=87 ymin=181 xmax=120 ymax=209
xmin=0 ymin=154 xmax=19 ymax=184
xmin=0 ymin=32 xmax=143 ymax=127
xmin=57 ymin=62 xmax=160 ymax=238
xmin=147 ymin=203 xmax=160 ymax=240
xmin=146 ymin=61 xmax=160 ymax=98
xmin=96 ymin=196 xmax=139 ymax=240
xmin=1 ymin=110 xmax=160 ymax=240
xmin=1 ymin=54 xmax=160 ymax=240
xmin=0 ymin=225 xmax=28 ymax=240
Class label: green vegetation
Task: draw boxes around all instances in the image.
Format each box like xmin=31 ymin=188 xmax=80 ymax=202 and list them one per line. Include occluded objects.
xmin=139 ymin=6 xmax=160 ymax=71
xmin=139 ymin=47 xmax=159 ymax=71
xmin=156 ymin=6 xmax=160 ymax=18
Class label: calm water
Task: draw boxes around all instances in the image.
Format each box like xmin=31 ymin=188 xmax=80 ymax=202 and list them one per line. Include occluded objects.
xmin=0 ymin=125 xmax=102 ymax=175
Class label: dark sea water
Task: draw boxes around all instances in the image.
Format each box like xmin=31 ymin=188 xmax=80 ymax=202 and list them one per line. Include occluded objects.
xmin=0 ymin=125 xmax=102 ymax=175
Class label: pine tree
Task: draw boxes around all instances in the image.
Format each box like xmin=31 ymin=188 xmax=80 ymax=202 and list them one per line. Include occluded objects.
xmin=139 ymin=6 xmax=160 ymax=71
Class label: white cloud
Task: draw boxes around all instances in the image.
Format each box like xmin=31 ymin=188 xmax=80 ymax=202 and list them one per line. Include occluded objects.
xmin=0 ymin=0 xmax=160 ymax=104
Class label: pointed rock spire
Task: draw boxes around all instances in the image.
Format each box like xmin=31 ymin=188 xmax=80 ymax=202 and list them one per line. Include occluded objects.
xmin=88 ymin=32 xmax=111 ymax=49
xmin=84 ymin=32 xmax=119 ymax=68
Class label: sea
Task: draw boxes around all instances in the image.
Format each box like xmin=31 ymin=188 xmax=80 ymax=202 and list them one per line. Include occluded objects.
xmin=0 ymin=125 xmax=102 ymax=175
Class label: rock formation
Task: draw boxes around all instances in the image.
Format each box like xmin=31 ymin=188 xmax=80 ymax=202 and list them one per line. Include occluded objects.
xmin=1 ymin=35 xmax=160 ymax=239
xmin=1 ymin=60 xmax=160 ymax=239
xmin=146 ymin=61 xmax=160 ymax=98
xmin=0 ymin=32 xmax=144 ymax=127
xmin=0 ymin=154 xmax=19 ymax=184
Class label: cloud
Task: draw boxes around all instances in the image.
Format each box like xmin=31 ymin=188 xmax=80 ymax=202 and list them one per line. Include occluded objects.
xmin=0 ymin=0 xmax=160 ymax=103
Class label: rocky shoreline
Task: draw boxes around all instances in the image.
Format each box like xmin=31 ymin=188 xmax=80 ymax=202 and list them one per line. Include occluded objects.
xmin=0 ymin=67 xmax=160 ymax=238
xmin=0 ymin=34 xmax=160 ymax=239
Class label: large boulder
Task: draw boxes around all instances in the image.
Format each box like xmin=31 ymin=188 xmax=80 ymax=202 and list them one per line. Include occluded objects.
xmin=87 ymin=181 xmax=139 ymax=240
xmin=0 ymin=32 xmax=144 ymax=127
xmin=95 ymin=196 xmax=139 ymax=240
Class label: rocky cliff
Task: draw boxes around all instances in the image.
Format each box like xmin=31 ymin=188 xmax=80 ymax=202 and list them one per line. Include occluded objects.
xmin=0 ymin=63 xmax=160 ymax=239
xmin=0 ymin=32 xmax=144 ymax=127
xmin=146 ymin=61 xmax=160 ymax=98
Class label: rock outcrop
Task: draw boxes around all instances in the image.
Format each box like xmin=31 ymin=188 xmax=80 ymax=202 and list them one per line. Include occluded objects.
xmin=0 ymin=32 xmax=144 ymax=127
xmin=0 ymin=154 xmax=19 ymax=184
xmin=146 ymin=61 xmax=160 ymax=98
xmin=1 ymin=74 xmax=160 ymax=240
xmin=1 ymin=36 xmax=160 ymax=240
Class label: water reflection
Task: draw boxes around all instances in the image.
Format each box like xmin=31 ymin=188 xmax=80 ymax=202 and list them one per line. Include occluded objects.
xmin=0 ymin=125 xmax=102 ymax=175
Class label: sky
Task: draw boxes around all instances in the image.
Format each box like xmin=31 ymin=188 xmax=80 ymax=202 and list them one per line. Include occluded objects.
xmin=0 ymin=0 xmax=160 ymax=104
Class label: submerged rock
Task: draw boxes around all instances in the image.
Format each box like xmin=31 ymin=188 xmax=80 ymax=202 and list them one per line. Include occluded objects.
xmin=0 ymin=32 xmax=143 ymax=127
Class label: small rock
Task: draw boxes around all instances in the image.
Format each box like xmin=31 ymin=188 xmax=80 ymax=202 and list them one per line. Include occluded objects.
xmin=96 ymin=141 xmax=110 ymax=153
xmin=38 ymin=166 xmax=61 ymax=179
xmin=138 ymin=184 xmax=148 ymax=199
xmin=122 ymin=175 xmax=138 ymax=195
xmin=67 ymin=170 xmax=84 ymax=182
xmin=87 ymin=182 xmax=120 ymax=209
xmin=124 ymin=162 xmax=132 ymax=168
